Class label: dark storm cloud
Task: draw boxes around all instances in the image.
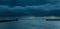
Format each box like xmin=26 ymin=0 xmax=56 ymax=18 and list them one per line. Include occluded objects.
xmin=0 ymin=0 xmax=60 ymax=17
xmin=0 ymin=0 xmax=59 ymax=6
xmin=0 ymin=3 xmax=60 ymax=17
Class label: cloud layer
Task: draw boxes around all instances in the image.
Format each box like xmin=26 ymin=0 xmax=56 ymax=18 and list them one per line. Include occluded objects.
xmin=0 ymin=3 xmax=60 ymax=17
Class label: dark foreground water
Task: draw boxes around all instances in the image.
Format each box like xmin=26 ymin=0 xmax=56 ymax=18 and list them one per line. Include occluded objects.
xmin=0 ymin=17 xmax=60 ymax=29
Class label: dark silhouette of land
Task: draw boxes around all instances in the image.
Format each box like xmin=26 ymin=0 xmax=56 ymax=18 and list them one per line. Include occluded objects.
xmin=46 ymin=19 xmax=60 ymax=21
xmin=0 ymin=18 xmax=18 ymax=23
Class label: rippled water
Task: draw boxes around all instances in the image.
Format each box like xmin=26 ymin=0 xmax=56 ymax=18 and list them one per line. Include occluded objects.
xmin=0 ymin=17 xmax=60 ymax=29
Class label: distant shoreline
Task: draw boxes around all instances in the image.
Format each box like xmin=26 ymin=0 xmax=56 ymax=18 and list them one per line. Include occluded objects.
xmin=21 ymin=16 xmax=60 ymax=19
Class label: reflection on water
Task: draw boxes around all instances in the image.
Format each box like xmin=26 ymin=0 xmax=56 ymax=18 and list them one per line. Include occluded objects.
xmin=0 ymin=17 xmax=60 ymax=29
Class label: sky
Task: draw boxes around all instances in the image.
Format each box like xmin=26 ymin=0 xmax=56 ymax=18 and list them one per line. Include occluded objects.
xmin=0 ymin=0 xmax=60 ymax=17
